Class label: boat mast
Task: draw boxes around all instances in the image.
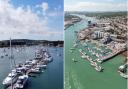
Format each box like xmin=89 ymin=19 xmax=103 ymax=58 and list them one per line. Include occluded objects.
xmin=25 ymin=45 xmax=27 ymax=62
xmin=10 ymin=37 xmax=13 ymax=89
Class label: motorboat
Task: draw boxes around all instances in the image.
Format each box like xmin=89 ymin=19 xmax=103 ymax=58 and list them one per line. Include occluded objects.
xmin=88 ymin=58 xmax=92 ymax=61
xmin=90 ymin=61 xmax=97 ymax=66
xmin=90 ymin=61 xmax=96 ymax=66
xmin=36 ymin=64 xmax=47 ymax=68
xmin=47 ymin=57 xmax=53 ymax=62
xmin=84 ymin=43 xmax=88 ymax=47
xmin=14 ymin=75 xmax=28 ymax=89
xmin=31 ymin=60 xmax=38 ymax=65
xmin=2 ymin=72 xmax=18 ymax=86
xmin=44 ymin=52 xmax=50 ymax=58
xmin=25 ymin=60 xmax=32 ymax=64
xmin=81 ymin=54 xmax=86 ymax=59
xmin=24 ymin=64 xmax=31 ymax=68
xmin=92 ymin=52 xmax=95 ymax=55
xmin=72 ymin=58 xmax=78 ymax=62
xmin=37 ymin=62 xmax=44 ymax=65
xmin=95 ymin=66 xmax=103 ymax=72
xmin=44 ymin=57 xmax=53 ymax=62
xmin=79 ymin=49 xmax=82 ymax=52
xmin=73 ymin=43 xmax=77 ymax=48
xmin=97 ymin=59 xmax=102 ymax=63
xmin=15 ymin=66 xmax=28 ymax=74
xmin=30 ymin=68 xmax=41 ymax=73
xmin=96 ymin=54 xmax=100 ymax=58
xmin=119 ymin=72 xmax=128 ymax=79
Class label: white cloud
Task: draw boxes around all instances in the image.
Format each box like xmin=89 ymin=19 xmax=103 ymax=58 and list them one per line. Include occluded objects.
xmin=36 ymin=2 xmax=49 ymax=16
xmin=0 ymin=0 xmax=63 ymax=40
xmin=0 ymin=0 xmax=48 ymax=34
xmin=64 ymin=1 xmax=127 ymax=11
xmin=42 ymin=2 xmax=48 ymax=12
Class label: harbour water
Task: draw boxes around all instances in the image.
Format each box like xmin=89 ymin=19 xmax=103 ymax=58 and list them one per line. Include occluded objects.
xmin=0 ymin=46 xmax=63 ymax=89
xmin=65 ymin=15 xmax=127 ymax=89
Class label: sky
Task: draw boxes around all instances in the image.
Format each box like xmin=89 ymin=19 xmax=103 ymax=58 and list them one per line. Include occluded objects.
xmin=0 ymin=0 xmax=64 ymax=41
xmin=64 ymin=0 xmax=127 ymax=11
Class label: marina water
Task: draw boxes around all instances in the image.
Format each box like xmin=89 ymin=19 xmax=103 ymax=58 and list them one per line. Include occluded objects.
xmin=0 ymin=46 xmax=63 ymax=89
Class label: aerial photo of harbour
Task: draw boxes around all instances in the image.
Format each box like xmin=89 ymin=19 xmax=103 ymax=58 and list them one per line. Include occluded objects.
xmin=64 ymin=0 xmax=127 ymax=89
xmin=0 ymin=0 xmax=63 ymax=89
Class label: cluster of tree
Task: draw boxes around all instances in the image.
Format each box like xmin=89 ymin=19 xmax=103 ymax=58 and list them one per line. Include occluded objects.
xmin=65 ymin=11 xmax=127 ymax=18
xmin=84 ymin=11 xmax=127 ymax=18
xmin=65 ymin=13 xmax=81 ymax=21
xmin=0 ymin=39 xmax=64 ymax=47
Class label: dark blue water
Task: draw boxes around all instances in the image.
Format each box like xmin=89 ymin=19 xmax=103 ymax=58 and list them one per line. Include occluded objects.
xmin=0 ymin=46 xmax=63 ymax=89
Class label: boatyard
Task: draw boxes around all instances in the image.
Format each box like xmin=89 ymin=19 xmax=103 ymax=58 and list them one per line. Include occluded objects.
xmin=0 ymin=45 xmax=63 ymax=89
xmin=65 ymin=14 xmax=127 ymax=89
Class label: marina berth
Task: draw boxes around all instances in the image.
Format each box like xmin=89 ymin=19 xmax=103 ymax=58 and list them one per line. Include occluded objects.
xmin=3 ymin=45 xmax=54 ymax=89
xmin=2 ymin=72 xmax=18 ymax=86
xmin=97 ymin=49 xmax=126 ymax=63
xmin=65 ymin=13 xmax=126 ymax=89
xmin=14 ymin=75 xmax=28 ymax=89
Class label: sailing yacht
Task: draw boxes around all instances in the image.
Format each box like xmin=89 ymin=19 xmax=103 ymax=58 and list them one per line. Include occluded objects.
xmin=2 ymin=38 xmax=18 ymax=86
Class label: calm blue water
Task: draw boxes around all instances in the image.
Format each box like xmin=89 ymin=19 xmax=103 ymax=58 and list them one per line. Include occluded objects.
xmin=0 ymin=46 xmax=63 ymax=89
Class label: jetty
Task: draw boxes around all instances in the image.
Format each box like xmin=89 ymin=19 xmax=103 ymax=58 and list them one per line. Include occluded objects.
xmin=98 ymin=49 xmax=126 ymax=63
xmin=6 ymin=48 xmax=53 ymax=89
xmin=79 ymin=49 xmax=103 ymax=72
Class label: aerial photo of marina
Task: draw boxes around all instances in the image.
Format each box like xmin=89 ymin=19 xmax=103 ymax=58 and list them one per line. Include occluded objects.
xmin=64 ymin=0 xmax=127 ymax=89
xmin=0 ymin=0 xmax=63 ymax=89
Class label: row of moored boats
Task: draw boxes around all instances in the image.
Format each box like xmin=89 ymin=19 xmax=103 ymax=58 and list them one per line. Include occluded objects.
xmin=79 ymin=49 xmax=103 ymax=72
xmin=2 ymin=48 xmax=53 ymax=89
